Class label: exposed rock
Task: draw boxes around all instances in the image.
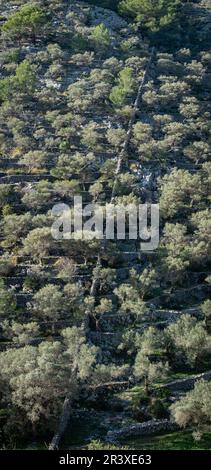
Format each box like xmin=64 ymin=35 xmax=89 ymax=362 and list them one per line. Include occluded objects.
xmin=88 ymin=5 xmax=128 ymax=32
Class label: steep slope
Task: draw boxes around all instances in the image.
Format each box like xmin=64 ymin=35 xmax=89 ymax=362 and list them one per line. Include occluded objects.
xmin=0 ymin=0 xmax=210 ymax=450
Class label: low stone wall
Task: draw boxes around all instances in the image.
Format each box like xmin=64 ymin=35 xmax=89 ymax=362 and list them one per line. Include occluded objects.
xmin=107 ymin=419 xmax=179 ymax=441
xmin=0 ymin=174 xmax=54 ymax=183
xmin=143 ymin=308 xmax=201 ymax=323
xmin=98 ymin=313 xmax=135 ymax=331
xmin=89 ymin=331 xmax=123 ymax=362
xmin=161 ymin=370 xmax=211 ymax=392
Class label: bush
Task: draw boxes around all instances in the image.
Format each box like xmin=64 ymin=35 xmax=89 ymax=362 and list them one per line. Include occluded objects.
xmin=0 ymin=258 xmax=14 ymax=276
xmin=119 ymin=0 xmax=181 ymax=33
xmin=88 ymin=440 xmax=126 ymax=450
xmin=91 ymin=24 xmax=111 ymax=50
xmin=149 ymin=398 xmax=168 ymax=419
xmin=0 ymin=185 xmax=11 ymax=208
xmin=2 ymin=4 xmax=48 ymax=42
xmin=0 ymin=279 xmax=16 ymax=318
xmin=109 ymin=67 xmax=135 ymax=107
xmin=170 ymin=380 xmax=211 ymax=435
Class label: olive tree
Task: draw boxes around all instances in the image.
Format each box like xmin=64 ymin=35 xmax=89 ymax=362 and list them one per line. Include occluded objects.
xmin=0 ymin=185 xmax=11 ymax=209
xmin=2 ymin=321 xmax=40 ymax=345
xmin=0 ymin=280 xmax=17 ymax=318
xmin=159 ymin=169 xmax=203 ymax=219
xmin=0 ymin=329 xmax=97 ymax=432
xmin=2 ymin=213 xmax=32 ymax=247
xmin=134 ymin=326 xmax=168 ymax=394
xmin=20 ymin=150 xmax=48 ymax=172
xmin=170 ymin=380 xmax=211 ymax=437
xmin=159 ymin=223 xmax=191 ymax=286
xmin=134 ymin=353 xmax=169 ymax=395
xmin=64 ymin=283 xmax=85 ymax=321
xmin=114 ymin=283 xmax=148 ymax=317
xmin=201 ymin=300 xmax=211 ymax=329
xmin=22 ymin=181 xmax=53 ymax=208
xmin=22 ymin=227 xmax=53 ymax=261
xmin=80 ymin=122 xmax=100 ymax=150
xmin=165 ymin=315 xmax=211 ymax=368
xmin=130 ymin=267 xmax=159 ymax=300
xmin=184 ymin=141 xmax=210 ymax=164
xmin=32 ymin=284 xmax=64 ymax=332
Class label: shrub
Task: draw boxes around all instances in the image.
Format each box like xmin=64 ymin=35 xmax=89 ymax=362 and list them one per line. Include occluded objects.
xmin=90 ymin=23 xmax=111 ymax=50
xmin=2 ymin=4 xmax=48 ymax=42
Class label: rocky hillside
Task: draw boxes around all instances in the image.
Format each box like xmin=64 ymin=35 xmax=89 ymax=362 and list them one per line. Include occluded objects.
xmin=0 ymin=0 xmax=210 ymax=450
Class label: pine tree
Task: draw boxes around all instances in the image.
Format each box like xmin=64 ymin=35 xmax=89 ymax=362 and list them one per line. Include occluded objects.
xmin=2 ymin=4 xmax=48 ymax=43
xmin=119 ymin=0 xmax=181 ymax=32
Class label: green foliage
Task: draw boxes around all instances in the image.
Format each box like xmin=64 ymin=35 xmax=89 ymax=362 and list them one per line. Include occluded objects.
xmin=2 ymin=321 xmax=40 ymax=345
xmin=88 ymin=440 xmax=125 ymax=450
xmin=0 ymin=0 xmax=210 ymax=451
xmin=0 ymin=328 xmax=97 ymax=428
xmin=201 ymin=300 xmax=211 ymax=328
xmin=114 ymin=283 xmax=148 ymax=316
xmin=119 ymin=0 xmax=181 ymax=32
xmin=81 ymin=122 xmax=100 ymax=149
xmin=21 ymin=181 xmax=53 ymax=208
xmin=130 ymin=267 xmax=159 ymax=299
xmin=109 ymin=67 xmax=135 ymax=107
xmin=0 ymin=60 xmax=36 ymax=101
xmin=106 ymin=127 xmax=126 ymax=148
xmin=134 ymin=353 xmax=169 ymax=393
xmin=184 ymin=141 xmax=210 ymax=163
xmin=135 ymin=327 xmax=164 ymax=356
xmin=134 ymin=326 xmax=169 ymax=392
xmin=0 ymin=185 xmax=11 ymax=208
xmin=2 ymin=213 xmax=32 ymax=247
xmin=15 ymin=60 xmax=36 ymax=93
xmin=20 ymin=150 xmax=48 ymax=171
xmin=0 ymin=280 xmax=16 ymax=318
xmin=22 ymin=228 xmax=52 ymax=260
xmin=201 ymin=300 xmax=211 ymax=318
xmin=64 ymin=283 xmax=85 ymax=320
xmin=2 ymin=4 xmax=48 ymax=41
xmin=0 ymin=78 xmax=12 ymax=102
xmin=159 ymin=223 xmax=190 ymax=286
xmin=165 ymin=315 xmax=211 ymax=368
xmin=33 ymin=284 xmax=64 ymax=326
xmin=159 ymin=169 xmax=204 ymax=219
xmin=71 ymin=33 xmax=88 ymax=54
xmin=51 ymin=152 xmax=95 ymax=181
xmin=149 ymin=398 xmax=168 ymax=419
xmin=171 ymin=380 xmax=211 ymax=434
xmin=1 ymin=47 xmax=21 ymax=64
xmin=91 ymin=23 xmax=111 ymax=49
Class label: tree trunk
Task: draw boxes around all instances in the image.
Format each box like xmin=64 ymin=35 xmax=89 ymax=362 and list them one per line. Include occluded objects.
xmin=144 ymin=377 xmax=150 ymax=396
xmin=111 ymin=46 xmax=155 ymax=202
xmin=48 ymin=396 xmax=72 ymax=450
